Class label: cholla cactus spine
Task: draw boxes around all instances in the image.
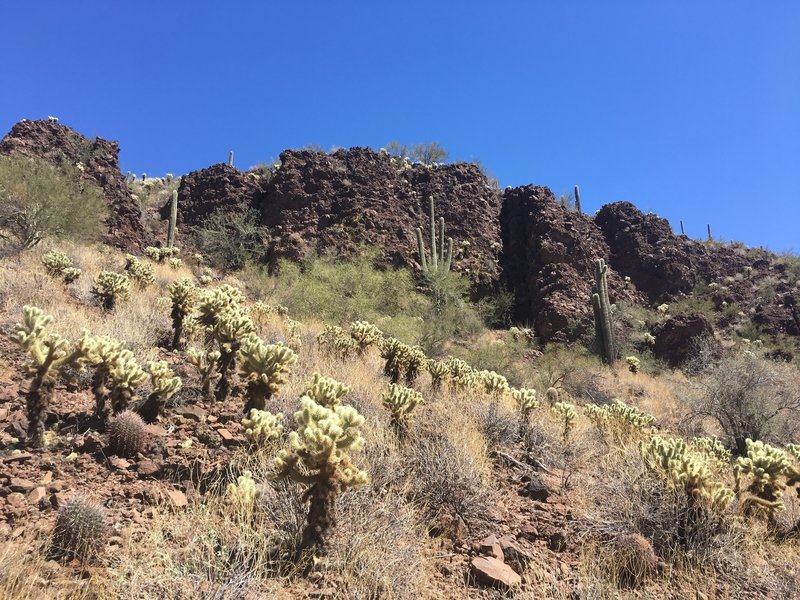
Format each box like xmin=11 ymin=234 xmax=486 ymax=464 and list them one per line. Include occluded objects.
xmin=237 ymin=334 xmax=297 ymax=413
xmin=273 ymin=397 xmax=368 ymax=552
xmin=242 ymin=408 xmax=283 ymax=445
xmin=91 ymin=271 xmax=130 ymax=311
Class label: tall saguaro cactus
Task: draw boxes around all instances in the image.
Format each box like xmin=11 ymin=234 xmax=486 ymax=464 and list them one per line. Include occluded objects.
xmin=415 ymin=196 xmax=453 ymax=276
xmin=574 ymin=185 xmax=582 ymax=214
xmin=592 ymin=258 xmax=616 ymax=365
xmin=167 ymin=190 xmax=178 ymax=248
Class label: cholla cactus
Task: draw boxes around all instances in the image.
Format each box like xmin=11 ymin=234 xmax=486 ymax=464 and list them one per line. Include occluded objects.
xmin=444 ymin=357 xmax=477 ymax=390
xmin=626 ymin=356 xmax=641 ymax=374
xmin=187 ymin=347 xmax=221 ymax=399
xmin=552 ymin=401 xmax=577 ymax=443
xmin=787 ymin=444 xmax=800 ymax=462
xmin=10 ymin=306 xmax=89 ymax=446
xmin=144 ymin=246 xmax=180 ymax=263
xmin=382 ymin=383 xmax=424 ymax=437
xmin=380 ymin=337 xmax=427 ymax=385
xmin=226 ymin=470 xmax=260 ymax=512
xmin=478 ymin=370 xmax=509 ymax=396
xmin=212 ymin=306 xmax=256 ymax=401
xmin=83 ymin=335 xmax=147 ymax=417
xmin=511 ymin=387 xmax=539 ymax=420
xmin=41 ymin=251 xmax=81 ymax=283
xmin=317 ymin=324 xmax=356 ymax=359
xmin=509 ymin=326 xmax=535 ymax=344
xmin=643 ymin=332 xmax=656 ymax=346
xmin=585 ymin=399 xmax=655 ymax=444
xmin=304 ymin=373 xmax=351 ymax=408
xmin=426 ymin=359 xmax=450 ymax=391
xmin=168 ymin=278 xmax=197 ymax=350
xmin=689 ymin=436 xmax=732 ymax=474
xmin=168 ymin=257 xmax=183 ymax=270
xmin=138 ymin=361 xmax=182 ymax=422
xmin=123 ymin=254 xmax=155 ymax=288
xmin=196 ymin=284 xmax=245 ymax=331
xmin=242 ymin=409 xmax=284 ymax=445
xmin=656 ymin=303 xmax=669 ymax=314
xmin=50 ymin=496 xmax=106 ymax=562
xmin=198 ymin=274 xmax=213 ymax=286
xmin=641 ymin=436 xmax=734 ymax=524
xmin=349 ymin=320 xmax=383 ymax=354
xmin=734 ymin=439 xmax=800 ymax=522
xmin=273 ymin=397 xmax=368 ymax=552
xmin=91 ymin=271 xmax=130 ymax=310
xmin=237 ymin=334 xmax=297 ymax=413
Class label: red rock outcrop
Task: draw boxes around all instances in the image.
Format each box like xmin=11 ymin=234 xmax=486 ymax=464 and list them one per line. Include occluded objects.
xmin=0 ymin=119 xmax=145 ymax=251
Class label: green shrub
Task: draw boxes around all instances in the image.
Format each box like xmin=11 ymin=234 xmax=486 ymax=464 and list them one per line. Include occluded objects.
xmin=194 ymin=208 xmax=268 ymax=270
xmin=0 ymin=155 xmax=107 ymax=254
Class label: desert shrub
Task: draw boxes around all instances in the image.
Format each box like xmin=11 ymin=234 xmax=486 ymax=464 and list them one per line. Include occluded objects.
xmin=417 ymin=269 xmax=484 ymax=355
xmin=690 ymin=352 xmax=800 ymax=454
xmin=246 ymin=253 xmax=430 ymax=342
xmin=0 ymin=155 xmax=107 ymax=254
xmin=384 ymin=141 xmax=448 ymax=164
xmin=194 ymin=208 xmax=269 ymax=270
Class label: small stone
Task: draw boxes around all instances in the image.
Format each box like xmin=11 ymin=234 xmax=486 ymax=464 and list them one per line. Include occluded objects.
xmin=518 ymin=476 xmax=550 ymax=501
xmin=10 ymin=478 xmax=36 ymax=492
xmin=548 ymin=530 xmax=568 ymax=552
xmin=217 ymin=427 xmax=234 ymax=442
xmin=110 ymin=457 xmax=131 ymax=470
xmin=498 ymin=535 xmax=532 ymax=570
xmin=470 ymin=556 xmax=521 ymax=590
xmin=177 ymin=406 xmax=206 ymax=422
xmin=167 ymin=489 xmax=187 ymax=508
xmin=27 ymin=486 xmax=47 ymax=504
xmin=41 ymin=471 xmax=53 ymax=484
xmin=479 ymin=534 xmax=504 ymax=560
xmin=7 ymin=492 xmax=25 ymax=508
xmin=136 ymin=459 xmax=161 ymax=477
xmin=518 ymin=524 xmax=538 ymax=540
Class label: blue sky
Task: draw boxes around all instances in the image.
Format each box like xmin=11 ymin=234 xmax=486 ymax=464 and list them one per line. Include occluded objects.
xmin=1 ymin=2 xmax=798 ymax=251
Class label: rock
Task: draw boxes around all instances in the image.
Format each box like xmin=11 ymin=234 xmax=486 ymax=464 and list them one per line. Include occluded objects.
xmin=518 ymin=524 xmax=538 ymax=541
xmin=518 ymin=476 xmax=550 ymax=501
xmin=167 ymin=163 xmax=266 ymax=227
xmin=548 ymin=530 xmax=568 ymax=552
xmin=478 ymin=534 xmax=504 ymax=560
xmin=27 ymin=486 xmax=47 ymax=504
xmin=176 ymin=406 xmax=206 ymax=422
xmin=9 ymin=477 xmax=36 ymax=492
xmin=470 ymin=556 xmax=521 ymax=590
xmin=216 ymin=427 xmax=234 ymax=442
xmin=6 ymin=492 xmax=25 ymax=509
xmin=498 ymin=535 xmax=532 ymax=571
xmin=430 ymin=513 xmax=468 ymax=543
xmin=499 ymin=186 xmax=639 ymax=342
xmin=166 ymin=489 xmax=188 ymax=508
xmin=109 ymin=457 xmax=131 ymax=470
xmin=0 ymin=119 xmax=145 ymax=250
xmin=652 ymin=313 xmax=715 ymax=367
xmin=136 ymin=459 xmax=161 ymax=477
xmin=264 ymin=148 xmax=502 ymax=293
xmin=80 ymin=432 xmax=103 ymax=453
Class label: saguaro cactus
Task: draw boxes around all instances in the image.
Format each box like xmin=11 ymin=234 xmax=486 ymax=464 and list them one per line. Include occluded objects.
xmin=574 ymin=184 xmax=582 ymax=214
xmin=273 ymin=397 xmax=368 ymax=553
xmin=228 ymin=150 xmax=234 ymax=167
xmin=415 ymin=196 xmax=453 ymax=276
xmin=167 ymin=189 xmax=178 ymax=248
xmin=592 ymin=258 xmax=616 ymax=365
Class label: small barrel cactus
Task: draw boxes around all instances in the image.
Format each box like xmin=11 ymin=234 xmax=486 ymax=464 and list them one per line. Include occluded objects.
xmin=50 ymin=496 xmax=106 ymax=562
xmin=108 ymin=410 xmax=146 ymax=457
xmin=91 ymin=271 xmax=131 ymax=310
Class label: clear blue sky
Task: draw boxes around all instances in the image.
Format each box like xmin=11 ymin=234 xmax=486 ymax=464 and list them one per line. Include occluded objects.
xmin=1 ymin=2 xmax=798 ymax=251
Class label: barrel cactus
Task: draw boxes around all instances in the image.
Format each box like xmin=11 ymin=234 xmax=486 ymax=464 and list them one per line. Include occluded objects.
xmin=50 ymin=496 xmax=106 ymax=562
xmin=108 ymin=410 xmax=146 ymax=457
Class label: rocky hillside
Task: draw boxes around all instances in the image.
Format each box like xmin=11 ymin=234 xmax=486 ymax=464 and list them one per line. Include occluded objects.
xmin=2 ymin=119 xmax=798 ymax=354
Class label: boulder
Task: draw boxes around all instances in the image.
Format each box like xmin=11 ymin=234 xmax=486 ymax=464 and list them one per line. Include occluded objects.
xmin=0 ymin=119 xmax=145 ymax=251
xmin=652 ymin=313 xmax=715 ymax=367
xmin=470 ymin=556 xmax=521 ymax=590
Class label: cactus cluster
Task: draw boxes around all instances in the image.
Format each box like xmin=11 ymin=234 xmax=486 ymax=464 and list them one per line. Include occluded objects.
xmin=478 ymin=370 xmax=509 ymax=396
xmin=50 ymin=496 xmax=106 ymax=562
xmin=552 ymin=401 xmax=578 ymax=443
xmin=91 ymin=271 xmax=131 ymax=310
xmin=349 ymin=320 xmax=384 ymax=354
xmin=511 ymin=387 xmax=539 ymax=420
xmin=82 ymin=334 xmax=147 ymax=417
xmin=585 ymin=399 xmax=655 ymax=443
xmin=10 ymin=306 xmax=88 ymax=446
xmin=415 ymin=196 xmax=453 ymax=276
xmin=138 ymin=360 xmax=182 ymax=422
xmin=124 ymin=254 xmax=155 ymax=288
xmin=242 ymin=408 xmax=284 ymax=445
xmin=237 ymin=334 xmax=297 ymax=413
xmin=380 ymin=337 xmax=426 ymax=385
xmin=168 ymin=278 xmax=198 ymax=349
xmin=317 ymin=324 xmax=357 ymax=358
xmin=626 ymin=356 xmax=641 ymax=374
xmin=226 ymin=470 xmax=259 ymax=512
xmin=144 ymin=246 xmax=180 ymax=263
xmin=382 ymin=383 xmax=424 ymax=436
xmin=108 ymin=410 xmax=146 ymax=457
xmin=508 ymin=326 xmax=535 ymax=344
xmin=274 ymin=396 xmax=368 ymax=552
xmin=734 ymin=439 xmax=800 ymax=521
xmin=304 ymin=373 xmax=351 ymax=408
xmin=592 ymin=258 xmax=616 ymax=364
xmin=41 ymin=250 xmax=81 ymax=283
xmin=187 ymin=347 xmax=221 ymax=398
xmin=426 ymin=359 xmax=450 ymax=391
xmin=641 ymin=436 xmax=733 ymax=514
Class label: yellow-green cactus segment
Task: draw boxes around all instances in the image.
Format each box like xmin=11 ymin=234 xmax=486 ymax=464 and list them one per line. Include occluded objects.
xmin=304 ymin=373 xmax=351 ymax=408
xmin=426 ymin=359 xmax=450 ymax=390
xmin=626 ymin=356 xmax=641 ymax=374
xmin=149 ymin=361 xmax=181 ymax=400
xmin=511 ymin=387 xmax=539 ymax=418
xmin=734 ymin=439 xmax=800 ymax=515
xmin=226 ymin=470 xmax=260 ymax=509
xmin=91 ymin=271 xmax=131 ymax=309
xmin=349 ymin=320 xmax=384 ymax=353
xmin=106 ymin=347 xmax=147 ymax=413
xmin=478 ymin=370 xmax=509 ymax=396
xmin=382 ymin=383 xmax=424 ymax=434
xmin=318 ymin=324 xmax=356 ymax=358
xmin=237 ymin=334 xmax=297 ymax=413
xmin=242 ymin=408 xmax=284 ymax=445
xmin=641 ymin=436 xmax=733 ymax=513
xmin=552 ymin=401 xmax=578 ymax=443
xmin=196 ymin=284 xmax=245 ymax=329
xmin=124 ymin=254 xmax=155 ymax=288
